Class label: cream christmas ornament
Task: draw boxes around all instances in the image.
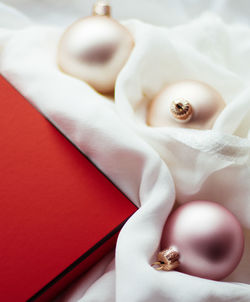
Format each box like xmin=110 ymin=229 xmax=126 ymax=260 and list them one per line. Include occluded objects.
xmin=57 ymin=1 xmax=134 ymax=94
xmin=148 ymin=80 xmax=226 ymax=129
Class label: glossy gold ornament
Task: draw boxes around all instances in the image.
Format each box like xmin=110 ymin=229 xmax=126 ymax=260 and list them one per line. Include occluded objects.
xmin=147 ymin=80 xmax=226 ymax=130
xmin=57 ymin=1 xmax=134 ymax=94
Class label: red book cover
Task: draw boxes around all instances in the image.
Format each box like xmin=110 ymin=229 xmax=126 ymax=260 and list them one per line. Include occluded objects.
xmin=0 ymin=76 xmax=137 ymax=302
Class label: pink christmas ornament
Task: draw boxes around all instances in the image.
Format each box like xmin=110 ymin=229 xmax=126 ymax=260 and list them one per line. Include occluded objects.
xmin=153 ymin=201 xmax=244 ymax=280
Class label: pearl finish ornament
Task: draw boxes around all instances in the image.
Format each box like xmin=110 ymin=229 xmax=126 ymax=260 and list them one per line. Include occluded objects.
xmin=154 ymin=201 xmax=244 ymax=280
xmin=148 ymin=80 xmax=225 ymax=129
xmin=57 ymin=1 xmax=134 ymax=94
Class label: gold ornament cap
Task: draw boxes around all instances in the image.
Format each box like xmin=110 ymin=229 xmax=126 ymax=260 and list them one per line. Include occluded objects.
xmin=93 ymin=0 xmax=111 ymax=16
xmin=170 ymin=99 xmax=193 ymax=123
xmin=152 ymin=247 xmax=180 ymax=271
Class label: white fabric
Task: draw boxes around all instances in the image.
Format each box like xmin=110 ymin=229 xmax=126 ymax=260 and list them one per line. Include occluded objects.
xmin=0 ymin=1 xmax=250 ymax=301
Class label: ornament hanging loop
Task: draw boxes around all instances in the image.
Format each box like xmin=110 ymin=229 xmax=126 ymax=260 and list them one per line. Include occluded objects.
xmin=151 ymin=261 xmax=164 ymax=270
xmin=93 ymin=0 xmax=111 ymax=16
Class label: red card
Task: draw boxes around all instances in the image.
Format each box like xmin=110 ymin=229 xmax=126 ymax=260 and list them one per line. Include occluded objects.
xmin=0 ymin=77 xmax=137 ymax=302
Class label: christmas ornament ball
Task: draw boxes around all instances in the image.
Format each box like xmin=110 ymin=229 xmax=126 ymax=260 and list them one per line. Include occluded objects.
xmin=57 ymin=15 xmax=134 ymax=94
xmin=148 ymin=80 xmax=225 ymax=129
xmin=160 ymin=201 xmax=244 ymax=280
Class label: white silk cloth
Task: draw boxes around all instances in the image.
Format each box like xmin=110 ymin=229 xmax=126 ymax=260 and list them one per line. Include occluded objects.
xmin=0 ymin=1 xmax=250 ymax=301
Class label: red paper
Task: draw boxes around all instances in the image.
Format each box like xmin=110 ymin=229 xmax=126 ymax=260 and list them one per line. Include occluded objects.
xmin=0 ymin=77 xmax=137 ymax=302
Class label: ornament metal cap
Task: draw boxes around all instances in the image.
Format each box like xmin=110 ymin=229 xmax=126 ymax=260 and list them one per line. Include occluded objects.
xmin=93 ymin=0 xmax=111 ymax=16
xmin=152 ymin=247 xmax=180 ymax=271
xmin=170 ymin=99 xmax=193 ymax=123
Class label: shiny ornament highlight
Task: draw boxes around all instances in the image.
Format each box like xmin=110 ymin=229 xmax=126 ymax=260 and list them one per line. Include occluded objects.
xmin=155 ymin=201 xmax=244 ymax=280
xmin=148 ymin=80 xmax=225 ymax=129
xmin=57 ymin=1 xmax=134 ymax=94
